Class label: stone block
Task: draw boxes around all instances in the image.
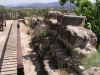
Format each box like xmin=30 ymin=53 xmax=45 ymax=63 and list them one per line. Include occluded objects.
xmin=57 ymin=14 xmax=63 ymax=24
xmin=45 ymin=11 xmax=62 ymax=19
xmin=62 ymin=15 xmax=85 ymax=27
xmin=61 ymin=25 xmax=96 ymax=49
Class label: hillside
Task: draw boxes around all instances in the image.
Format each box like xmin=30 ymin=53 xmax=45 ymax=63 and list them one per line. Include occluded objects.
xmin=0 ymin=5 xmax=4 ymax=8
xmin=18 ymin=2 xmax=75 ymax=8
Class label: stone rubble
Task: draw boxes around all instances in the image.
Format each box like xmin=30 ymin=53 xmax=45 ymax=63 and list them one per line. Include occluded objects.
xmin=28 ymin=10 xmax=98 ymax=75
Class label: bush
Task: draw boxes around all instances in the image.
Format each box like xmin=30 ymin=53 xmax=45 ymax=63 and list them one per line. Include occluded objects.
xmin=32 ymin=8 xmax=49 ymax=17
xmin=20 ymin=10 xmax=30 ymax=19
xmin=76 ymin=0 xmax=100 ymax=49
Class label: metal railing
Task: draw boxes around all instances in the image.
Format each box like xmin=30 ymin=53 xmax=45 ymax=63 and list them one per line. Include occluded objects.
xmin=17 ymin=19 xmax=24 ymax=75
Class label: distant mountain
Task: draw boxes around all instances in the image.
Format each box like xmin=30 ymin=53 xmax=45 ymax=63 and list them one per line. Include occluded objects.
xmin=6 ymin=3 xmax=31 ymax=7
xmin=0 ymin=5 xmax=4 ymax=8
xmin=0 ymin=5 xmax=12 ymax=11
xmin=18 ymin=2 xmax=75 ymax=8
xmin=0 ymin=5 xmax=7 ymax=9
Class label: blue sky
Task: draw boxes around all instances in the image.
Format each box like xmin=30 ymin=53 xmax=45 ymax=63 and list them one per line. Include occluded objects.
xmin=0 ymin=0 xmax=96 ymax=5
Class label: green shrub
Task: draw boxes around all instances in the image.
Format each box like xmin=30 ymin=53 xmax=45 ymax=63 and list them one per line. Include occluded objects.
xmin=20 ymin=10 xmax=30 ymax=19
xmin=32 ymin=8 xmax=49 ymax=17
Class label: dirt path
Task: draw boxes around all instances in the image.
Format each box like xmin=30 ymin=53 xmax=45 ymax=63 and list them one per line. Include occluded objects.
xmin=20 ymin=22 xmax=41 ymax=75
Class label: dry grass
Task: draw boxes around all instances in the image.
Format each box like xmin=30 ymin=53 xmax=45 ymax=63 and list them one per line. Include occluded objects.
xmin=81 ymin=52 xmax=100 ymax=69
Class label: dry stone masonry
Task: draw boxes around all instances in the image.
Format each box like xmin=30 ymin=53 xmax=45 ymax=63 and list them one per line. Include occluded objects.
xmin=44 ymin=11 xmax=97 ymax=51
xmin=27 ymin=10 xmax=98 ymax=75
xmin=43 ymin=11 xmax=97 ymax=75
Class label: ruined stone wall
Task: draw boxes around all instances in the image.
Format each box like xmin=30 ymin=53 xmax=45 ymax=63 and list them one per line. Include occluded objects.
xmin=30 ymin=11 xmax=97 ymax=75
xmin=44 ymin=11 xmax=97 ymax=51
xmin=43 ymin=11 xmax=97 ymax=75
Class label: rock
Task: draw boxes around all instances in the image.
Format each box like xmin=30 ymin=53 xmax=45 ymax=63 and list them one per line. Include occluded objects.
xmin=67 ymin=58 xmax=85 ymax=75
xmin=44 ymin=60 xmax=60 ymax=75
xmin=84 ymin=28 xmax=97 ymax=45
xmin=50 ymin=42 xmax=68 ymax=66
xmin=71 ymin=48 xmax=85 ymax=60
xmin=44 ymin=55 xmax=51 ymax=60
xmin=24 ymin=17 xmax=31 ymax=26
xmin=37 ymin=18 xmax=43 ymax=24
xmin=57 ymin=14 xmax=63 ymax=24
xmin=45 ymin=11 xmax=62 ymax=19
xmin=58 ymin=25 xmax=66 ymax=40
xmin=82 ymin=67 xmax=100 ymax=75
xmin=61 ymin=25 xmax=97 ymax=50
xmin=41 ymin=11 xmax=98 ymax=75
xmin=44 ymin=19 xmax=50 ymax=25
xmin=50 ymin=19 xmax=57 ymax=24
xmin=31 ymin=19 xmax=38 ymax=28
xmin=55 ymin=52 xmax=64 ymax=59
xmin=62 ymin=15 xmax=85 ymax=27
xmin=49 ymin=22 xmax=56 ymax=30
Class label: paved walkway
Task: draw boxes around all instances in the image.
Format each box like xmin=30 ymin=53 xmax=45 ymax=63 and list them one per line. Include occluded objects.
xmin=0 ymin=20 xmax=14 ymax=56
xmin=0 ymin=20 xmax=17 ymax=75
xmin=0 ymin=20 xmax=39 ymax=75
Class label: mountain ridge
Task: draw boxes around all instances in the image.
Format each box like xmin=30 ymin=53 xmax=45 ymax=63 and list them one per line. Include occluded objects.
xmin=17 ymin=2 xmax=75 ymax=8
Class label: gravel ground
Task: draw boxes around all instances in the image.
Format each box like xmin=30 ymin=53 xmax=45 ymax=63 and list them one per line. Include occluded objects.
xmin=20 ymin=22 xmax=41 ymax=75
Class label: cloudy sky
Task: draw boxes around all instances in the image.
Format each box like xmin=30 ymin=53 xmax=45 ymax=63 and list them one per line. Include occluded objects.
xmin=0 ymin=0 xmax=96 ymax=5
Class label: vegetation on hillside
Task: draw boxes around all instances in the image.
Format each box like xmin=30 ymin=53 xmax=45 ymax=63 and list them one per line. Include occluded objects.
xmin=0 ymin=7 xmax=49 ymax=19
xmin=20 ymin=10 xmax=30 ymax=19
xmin=31 ymin=8 xmax=50 ymax=17
xmin=19 ymin=8 xmax=50 ymax=18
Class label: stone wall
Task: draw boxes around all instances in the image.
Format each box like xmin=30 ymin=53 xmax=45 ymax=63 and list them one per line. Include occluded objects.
xmin=44 ymin=11 xmax=97 ymax=51
xmin=29 ymin=11 xmax=97 ymax=75
xmin=45 ymin=11 xmax=62 ymax=19
xmin=43 ymin=11 xmax=97 ymax=75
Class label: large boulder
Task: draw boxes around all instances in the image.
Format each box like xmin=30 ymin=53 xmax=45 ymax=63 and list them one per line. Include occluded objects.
xmin=57 ymin=13 xmax=77 ymax=24
xmin=61 ymin=25 xmax=97 ymax=50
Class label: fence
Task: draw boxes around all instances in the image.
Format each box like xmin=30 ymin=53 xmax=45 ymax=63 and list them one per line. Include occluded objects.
xmin=0 ymin=11 xmax=20 ymax=20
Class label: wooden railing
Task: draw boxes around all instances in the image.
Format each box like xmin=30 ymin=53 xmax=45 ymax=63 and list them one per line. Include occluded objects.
xmin=0 ymin=11 xmax=20 ymax=20
xmin=17 ymin=19 xmax=24 ymax=75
